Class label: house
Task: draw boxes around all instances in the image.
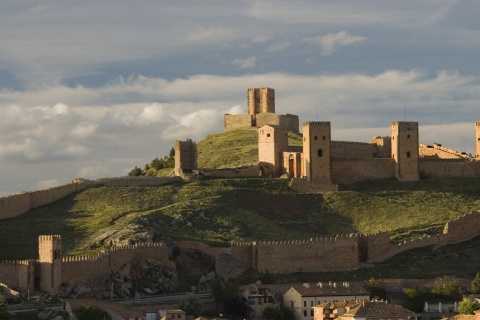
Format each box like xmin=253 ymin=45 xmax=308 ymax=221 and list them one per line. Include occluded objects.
xmin=283 ymin=282 xmax=370 ymax=320
xmin=442 ymin=310 xmax=480 ymax=320
xmin=240 ymin=282 xmax=278 ymax=319
xmin=313 ymin=301 xmax=417 ymax=320
xmin=159 ymin=309 xmax=187 ymax=320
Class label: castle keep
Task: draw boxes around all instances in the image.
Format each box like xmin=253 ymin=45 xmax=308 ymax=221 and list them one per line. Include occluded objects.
xmin=224 ymin=88 xmax=299 ymax=133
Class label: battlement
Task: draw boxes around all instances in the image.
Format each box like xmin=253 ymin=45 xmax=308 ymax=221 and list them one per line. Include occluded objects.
xmin=39 ymin=235 xmax=61 ymax=242
xmin=419 ymin=158 xmax=471 ymax=163
xmin=0 ymin=259 xmax=35 ymax=266
xmin=392 ymin=121 xmax=418 ymax=128
xmin=303 ymin=121 xmax=331 ymax=127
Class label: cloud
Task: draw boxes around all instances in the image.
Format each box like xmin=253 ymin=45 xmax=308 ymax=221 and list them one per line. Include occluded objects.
xmin=305 ymin=31 xmax=366 ymax=55
xmin=267 ymin=40 xmax=290 ymax=52
xmin=232 ymin=57 xmax=257 ymax=68
xmin=187 ymin=27 xmax=234 ymax=42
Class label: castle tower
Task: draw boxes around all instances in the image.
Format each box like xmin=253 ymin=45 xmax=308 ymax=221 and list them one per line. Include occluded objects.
xmin=475 ymin=122 xmax=480 ymax=159
xmin=38 ymin=235 xmax=62 ymax=293
xmin=258 ymin=125 xmax=289 ymax=176
xmin=302 ymin=121 xmax=332 ymax=183
xmin=248 ymin=88 xmax=275 ymax=115
xmin=174 ymin=139 xmax=198 ymax=176
xmin=391 ymin=121 xmax=419 ymax=181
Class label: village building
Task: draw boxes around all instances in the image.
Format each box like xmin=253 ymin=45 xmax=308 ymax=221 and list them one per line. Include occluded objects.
xmin=313 ymin=300 xmax=417 ymax=320
xmin=283 ymin=282 xmax=370 ymax=320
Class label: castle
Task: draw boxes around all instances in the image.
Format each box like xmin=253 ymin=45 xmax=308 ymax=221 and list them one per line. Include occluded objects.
xmin=176 ymin=87 xmax=480 ymax=189
xmin=3 ymin=87 xmax=480 ymax=296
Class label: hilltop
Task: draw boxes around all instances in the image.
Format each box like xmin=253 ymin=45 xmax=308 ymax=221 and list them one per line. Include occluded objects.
xmin=1 ymin=176 xmax=480 ymax=262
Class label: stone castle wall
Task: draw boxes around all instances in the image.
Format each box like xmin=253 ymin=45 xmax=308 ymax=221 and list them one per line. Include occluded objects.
xmin=0 ymin=177 xmax=180 ymax=221
xmin=331 ymin=158 xmax=395 ymax=184
xmin=1 ymin=211 xmax=480 ymax=292
xmin=224 ymin=114 xmax=253 ymax=131
xmin=331 ymin=141 xmax=378 ymax=159
xmin=254 ymin=235 xmax=361 ymax=273
xmin=443 ymin=211 xmax=480 ymax=243
xmin=61 ymin=243 xmax=172 ymax=287
xmin=217 ymin=210 xmax=480 ymax=275
xmin=200 ymin=165 xmax=260 ymax=178
xmin=419 ymin=159 xmax=479 ymax=178
xmin=0 ymin=260 xmax=35 ymax=292
xmin=419 ymin=143 xmax=468 ymax=159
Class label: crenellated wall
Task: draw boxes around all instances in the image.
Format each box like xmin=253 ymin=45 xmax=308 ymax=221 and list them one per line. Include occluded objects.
xmin=0 ymin=260 xmax=35 ymax=292
xmin=61 ymin=243 xmax=172 ymax=287
xmin=1 ymin=212 xmax=480 ymax=293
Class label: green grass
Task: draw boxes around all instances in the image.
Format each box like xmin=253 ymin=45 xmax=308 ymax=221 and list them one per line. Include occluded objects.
xmin=1 ymin=177 xmax=480 ymax=261
xmin=197 ymin=128 xmax=302 ymax=168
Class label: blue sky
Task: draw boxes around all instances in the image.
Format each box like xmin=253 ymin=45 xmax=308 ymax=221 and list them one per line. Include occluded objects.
xmin=1 ymin=0 xmax=480 ymax=195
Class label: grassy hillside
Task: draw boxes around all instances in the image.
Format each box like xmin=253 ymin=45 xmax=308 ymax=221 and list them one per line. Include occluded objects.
xmin=1 ymin=177 xmax=480 ymax=261
xmin=197 ymin=128 xmax=302 ymax=168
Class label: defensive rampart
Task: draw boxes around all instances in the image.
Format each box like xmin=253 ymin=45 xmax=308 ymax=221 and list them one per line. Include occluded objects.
xmin=0 ymin=176 xmax=181 ymax=221
xmin=332 ymin=141 xmax=378 ymax=159
xmin=419 ymin=158 xmax=479 ymax=178
xmin=216 ymin=210 xmax=480 ymax=275
xmin=0 ymin=260 xmax=35 ymax=292
xmin=419 ymin=143 xmax=469 ymax=159
xmin=61 ymin=243 xmax=172 ymax=286
xmin=332 ymin=158 xmax=395 ymax=184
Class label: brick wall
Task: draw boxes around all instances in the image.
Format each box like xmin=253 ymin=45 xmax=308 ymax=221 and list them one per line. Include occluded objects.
xmin=332 ymin=141 xmax=378 ymax=158
xmin=224 ymin=114 xmax=253 ymax=131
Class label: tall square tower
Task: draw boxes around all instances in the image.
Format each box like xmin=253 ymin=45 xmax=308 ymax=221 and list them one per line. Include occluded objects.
xmin=38 ymin=235 xmax=62 ymax=293
xmin=391 ymin=121 xmax=419 ymax=181
xmin=248 ymin=88 xmax=275 ymax=115
xmin=302 ymin=122 xmax=332 ymax=183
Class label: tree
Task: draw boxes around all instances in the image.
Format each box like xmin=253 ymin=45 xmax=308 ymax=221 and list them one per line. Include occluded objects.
xmin=471 ymin=272 xmax=480 ymax=293
xmin=0 ymin=295 xmax=10 ymax=320
xmin=179 ymin=292 xmax=203 ymax=316
xmin=403 ymin=288 xmax=425 ymax=313
xmin=74 ymin=305 xmax=106 ymax=320
xmin=458 ymin=296 xmax=479 ymax=315
xmin=128 ymin=166 xmax=142 ymax=176
xmin=429 ymin=276 xmax=463 ymax=300
xmin=365 ymin=277 xmax=386 ymax=300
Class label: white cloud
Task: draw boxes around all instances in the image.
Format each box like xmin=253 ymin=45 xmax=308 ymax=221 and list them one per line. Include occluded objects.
xmin=306 ymin=31 xmax=366 ymax=55
xmin=232 ymin=57 xmax=257 ymax=68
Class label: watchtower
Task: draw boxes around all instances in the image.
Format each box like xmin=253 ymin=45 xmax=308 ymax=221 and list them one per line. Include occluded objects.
xmin=475 ymin=122 xmax=480 ymax=159
xmin=391 ymin=121 xmax=419 ymax=181
xmin=174 ymin=139 xmax=198 ymax=176
xmin=258 ymin=125 xmax=289 ymax=176
xmin=302 ymin=121 xmax=332 ymax=183
xmin=38 ymin=235 xmax=62 ymax=293
xmin=248 ymin=88 xmax=275 ymax=115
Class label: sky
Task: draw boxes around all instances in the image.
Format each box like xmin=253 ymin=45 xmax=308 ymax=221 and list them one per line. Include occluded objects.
xmin=1 ymin=0 xmax=480 ymax=196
